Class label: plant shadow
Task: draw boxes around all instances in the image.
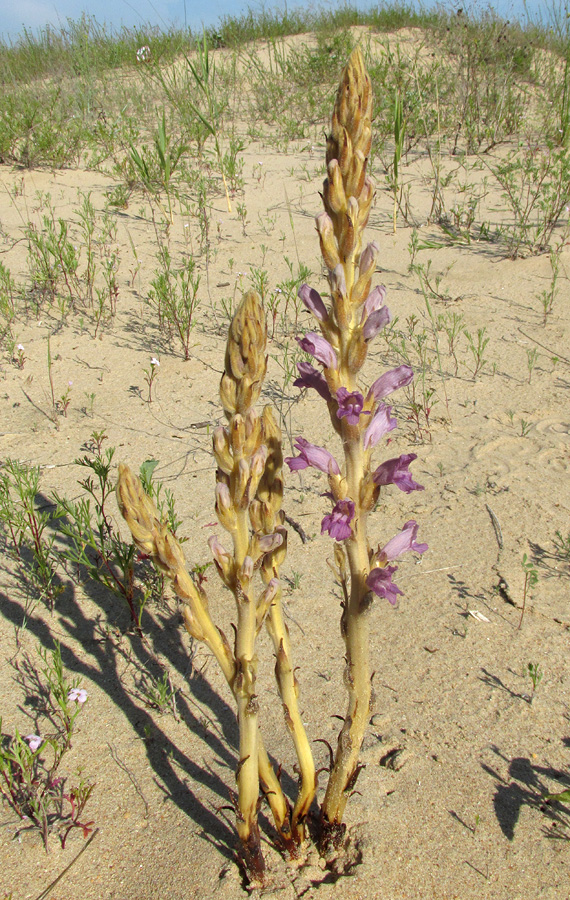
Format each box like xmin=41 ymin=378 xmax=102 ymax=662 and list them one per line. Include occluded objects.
xmin=482 ymin=744 xmax=570 ymax=841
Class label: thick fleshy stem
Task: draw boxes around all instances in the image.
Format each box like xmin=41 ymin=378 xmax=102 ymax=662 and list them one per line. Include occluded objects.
xmin=115 ymin=463 xmax=288 ymax=867
xmin=253 ymin=406 xmax=317 ymax=845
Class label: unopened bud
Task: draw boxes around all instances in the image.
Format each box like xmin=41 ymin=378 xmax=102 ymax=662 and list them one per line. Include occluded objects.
xmin=181 ymin=603 xmax=206 ymax=642
xmin=326 ymin=159 xmax=347 ymax=214
xmin=215 ymin=482 xmax=236 ymax=529
xmin=256 ymin=577 xmax=279 ymax=630
xmin=230 ymin=414 xmax=246 ymax=453
xmin=316 ymin=212 xmax=340 ymax=270
xmin=240 ymin=555 xmax=254 ymax=582
xmin=208 ymin=535 xmax=234 ymax=584
xmin=249 ymin=499 xmax=264 ymax=533
xmin=358 ymin=177 xmax=374 ymax=229
xmin=359 ymin=241 xmax=379 ymax=279
xmin=339 ymin=199 xmax=358 ymax=259
xmin=213 ymin=426 xmax=233 ymax=474
xmin=235 ymin=458 xmax=250 ymax=506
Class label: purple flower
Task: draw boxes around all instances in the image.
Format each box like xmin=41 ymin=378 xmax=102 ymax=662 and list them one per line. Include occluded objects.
xmin=361 ymin=285 xmax=387 ymax=320
xmin=294 ymin=361 xmax=330 ymax=400
xmin=24 ymin=734 xmax=43 ymax=752
xmin=68 ymin=688 xmax=88 ymax=705
xmin=336 ymin=388 xmax=369 ymax=425
xmin=285 ymin=437 xmax=341 ymax=475
xmin=366 ymin=566 xmax=403 ymax=605
xmin=297 ymin=333 xmax=338 ymax=369
xmin=363 ymin=404 xmax=397 ymax=449
xmin=372 ymin=453 xmax=424 ymax=492
xmin=380 ymin=520 xmax=428 ymax=561
xmin=321 ymin=499 xmax=355 ymax=541
xmin=298 ymin=284 xmax=328 ymax=322
xmin=368 ymin=365 xmax=414 ymax=402
xmin=362 ymin=306 xmax=391 ymax=342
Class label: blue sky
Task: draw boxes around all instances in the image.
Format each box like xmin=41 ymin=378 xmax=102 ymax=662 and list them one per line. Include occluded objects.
xmin=0 ymin=0 xmax=561 ymax=43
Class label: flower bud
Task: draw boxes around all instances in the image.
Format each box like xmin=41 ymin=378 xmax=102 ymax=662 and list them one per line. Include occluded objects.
xmin=240 ymin=555 xmax=254 ymax=582
xmin=235 ymin=458 xmax=250 ymax=507
xmin=316 ymin=212 xmax=340 ymax=270
xmin=359 ymin=241 xmax=379 ymax=280
xmin=181 ymin=603 xmax=206 ymax=642
xmin=208 ymin=535 xmax=234 ymax=585
xmin=339 ymin=198 xmax=358 ymax=259
xmin=230 ymin=414 xmax=246 ymax=454
xmin=213 ymin=426 xmax=233 ymax=474
xmin=327 ymin=159 xmax=347 ymax=214
xmin=249 ymin=499 xmax=264 ymax=533
xmin=215 ymin=482 xmax=236 ymax=529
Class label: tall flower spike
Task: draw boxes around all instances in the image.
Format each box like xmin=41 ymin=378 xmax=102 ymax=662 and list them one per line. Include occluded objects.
xmin=291 ymin=46 xmax=427 ymax=853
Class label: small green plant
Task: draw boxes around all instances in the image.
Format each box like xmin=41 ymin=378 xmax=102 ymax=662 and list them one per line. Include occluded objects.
xmin=465 ymin=327 xmax=490 ymax=377
xmin=143 ymin=357 xmax=160 ymax=403
xmin=139 ymin=669 xmax=177 ymax=716
xmin=26 ymin=200 xmax=80 ymax=315
xmin=490 ymin=141 xmax=570 ymax=258
xmin=438 ymin=310 xmax=465 ymax=375
xmin=0 ymin=641 xmax=93 ymax=849
xmin=520 ymin=419 xmax=532 ymax=437
xmin=130 ymin=110 xmax=188 ymax=224
xmin=0 ymin=459 xmax=63 ymax=612
xmin=553 ymin=529 xmax=570 ymax=561
xmin=53 ymin=434 xmax=143 ymax=632
xmin=410 ymin=259 xmax=453 ymax=304
xmin=13 ymin=342 xmax=25 ymax=369
xmin=392 ymin=88 xmax=405 ymax=233
xmin=519 ymin=553 xmax=538 ymax=629
xmin=236 ymin=201 xmax=248 ymax=235
xmin=538 ymin=243 xmax=562 ymax=323
xmin=527 ymin=348 xmax=538 ymax=383
xmin=526 ymin=662 xmax=543 ymax=700
xmin=148 ymin=249 xmax=201 ymax=360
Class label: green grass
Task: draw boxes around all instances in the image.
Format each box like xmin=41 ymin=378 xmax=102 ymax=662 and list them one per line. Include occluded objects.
xmin=0 ymin=2 xmax=562 ymax=85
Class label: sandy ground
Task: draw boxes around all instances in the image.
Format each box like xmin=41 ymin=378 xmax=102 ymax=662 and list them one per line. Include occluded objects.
xmin=1 ymin=33 xmax=570 ymax=900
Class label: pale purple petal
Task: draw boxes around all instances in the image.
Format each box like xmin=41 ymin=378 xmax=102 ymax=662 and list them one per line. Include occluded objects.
xmin=68 ymin=688 xmax=88 ymax=705
xmin=362 ymin=306 xmax=391 ymax=342
xmin=368 ymin=365 xmax=414 ymax=402
xmin=298 ymin=284 xmax=328 ymax=322
xmin=294 ymin=361 xmax=330 ymax=400
xmin=372 ymin=453 xmax=424 ymax=492
xmin=285 ymin=437 xmax=341 ymax=475
xmin=363 ymin=404 xmax=397 ymax=449
xmin=297 ymin=333 xmax=338 ymax=369
xmin=321 ymin=499 xmax=355 ymax=541
xmin=336 ymin=387 xmax=369 ymax=425
xmin=256 ymin=532 xmax=284 ymax=552
xmin=24 ymin=734 xmax=43 ymax=751
xmin=361 ymin=285 xmax=387 ymax=321
xmin=366 ymin=566 xmax=403 ymax=605
xmin=208 ymin=534 xmax=232 ymax=566
xmin=381 ymin=521 xmax=428 ymax=561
